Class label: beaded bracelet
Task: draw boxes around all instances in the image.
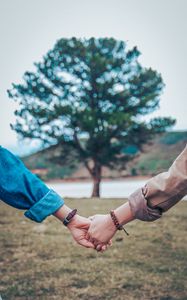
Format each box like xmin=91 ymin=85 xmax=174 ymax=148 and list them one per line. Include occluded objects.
xmin=110 ymin=210 xmax=129 ymax=235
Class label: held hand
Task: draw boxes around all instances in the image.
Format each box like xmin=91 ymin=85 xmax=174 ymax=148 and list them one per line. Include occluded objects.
xmin=87 ymin=202 xmax=134 ymax=249
xmin=67 ymin=214 xmax=95 ymax=248
xmin=87 ymin=214 xmax=117 ymax=248
xmin=67 ymin=215 xmax=110 ymax=252
xmin=54 ymin=205 xmax=110 ymax=251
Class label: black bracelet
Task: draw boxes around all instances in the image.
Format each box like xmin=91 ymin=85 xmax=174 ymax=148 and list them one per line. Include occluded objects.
xmin=63 ymin=209 xmax=77 ymax=226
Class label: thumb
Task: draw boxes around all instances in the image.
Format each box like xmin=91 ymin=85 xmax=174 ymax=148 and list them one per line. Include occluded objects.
xmin=108 ymin=239 xmax=112 ymax=246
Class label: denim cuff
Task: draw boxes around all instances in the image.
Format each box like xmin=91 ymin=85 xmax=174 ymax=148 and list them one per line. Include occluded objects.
xmin=24 ymin=189 xmax=64 ymax=222
xmin=128 ymin=188 xmax=162 ymax=222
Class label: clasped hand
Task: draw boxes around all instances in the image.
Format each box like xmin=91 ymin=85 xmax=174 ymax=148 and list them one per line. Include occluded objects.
xmin=67 ymin=213 xmax=117 ymax=252
xmin=55 ymin=202 xmax=133 ymax=252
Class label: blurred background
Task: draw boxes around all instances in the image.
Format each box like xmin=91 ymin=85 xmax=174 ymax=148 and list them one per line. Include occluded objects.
xmin=0 ymin=0 xmax=187 ymax=198
xmin=0 ymin=1 xmax=187 ymax=299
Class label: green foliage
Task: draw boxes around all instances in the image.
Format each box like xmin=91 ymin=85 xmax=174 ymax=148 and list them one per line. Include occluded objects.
xmin=122 ymin=145 xmax=139 ymax=155
xmin=132 ymin=131 xmax=187 ymax=175
xmin=8 ymin=38 xmax=175 ymax=194
xmin=137 ymin=158 xmax=171 ymax=175
xmin=131 ymin=167 xmax=137 ymax=176
xmin=160 ymin=131 xmax=187 ymax=145
xmin=22 ymin=131 xmax=187 ymax=179
xmin=47 ymin=166 xmax=74 ymax=180
xmin=22 ymin=145 xmax=77 ymax=180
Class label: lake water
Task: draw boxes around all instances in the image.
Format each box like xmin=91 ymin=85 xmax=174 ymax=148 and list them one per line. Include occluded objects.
xmin=47 ymin=179 xmax=148 ymax=198
xmin=47 ymin=178 xmax=187 ymax=199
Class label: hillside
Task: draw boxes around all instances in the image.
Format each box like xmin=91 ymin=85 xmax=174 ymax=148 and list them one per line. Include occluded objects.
xmin=127 ymin=131 xmax=187 ymax=176
xmin=22 ymin=131 xmax=187 ymax=180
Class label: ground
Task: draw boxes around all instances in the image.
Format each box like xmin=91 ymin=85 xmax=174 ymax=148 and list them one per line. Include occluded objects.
xmin=0 ymin=199 xmax=187 ymax=300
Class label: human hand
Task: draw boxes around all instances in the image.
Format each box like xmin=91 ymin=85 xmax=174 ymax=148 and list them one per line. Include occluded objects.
xmin=87 ymin=214 xmax=117 ymax=251
xmin=67 ymin=214 xmax=109 ymax=251
xmin=54 ymin=205 xmax=111 ymax=251
xmin=67 ymin=214 xmax=95 ymax=248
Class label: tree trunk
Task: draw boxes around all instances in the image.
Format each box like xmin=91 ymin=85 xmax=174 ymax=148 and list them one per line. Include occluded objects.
xmin=92 ymin=176 xmax=101 ymax=197
xmin=91 ymin=163 xmax=102 ymax=198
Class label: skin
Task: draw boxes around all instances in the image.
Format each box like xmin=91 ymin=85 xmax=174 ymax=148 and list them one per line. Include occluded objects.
xmin=87 ymin=201 xmax=135 ymax=249
xmin=53 ymin=201 xmax=134 ymax=252
xmin=53 ymin=205 xmax=110 ymax=251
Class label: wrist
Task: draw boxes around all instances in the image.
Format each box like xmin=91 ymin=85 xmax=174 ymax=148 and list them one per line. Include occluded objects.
xmin=106 ymin=213 xmax=118 ymax=232
xmin=114 ymin=201 xmax=134 ymax=226
xmin=53 ymin=204 xmax=72 ymax=222
xmin=67 ymin=214 xmax=80 ymax=229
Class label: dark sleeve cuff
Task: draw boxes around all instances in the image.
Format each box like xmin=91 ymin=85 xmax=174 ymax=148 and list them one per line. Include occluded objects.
xmin=128 ymin=188 xmax=162 ymax=222
xmin=24 ymin=189 xmax=64 ymax=223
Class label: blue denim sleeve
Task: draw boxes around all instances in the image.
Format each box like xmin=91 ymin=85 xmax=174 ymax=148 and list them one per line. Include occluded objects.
xmin=0 ymin=146 xmax=64 ymax=222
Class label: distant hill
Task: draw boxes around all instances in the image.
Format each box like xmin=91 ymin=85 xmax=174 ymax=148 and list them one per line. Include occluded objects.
xmin=22 ymin=131 xmax=187 ymax=180
xmin=126 ymin=131 xmax=187 ymax=176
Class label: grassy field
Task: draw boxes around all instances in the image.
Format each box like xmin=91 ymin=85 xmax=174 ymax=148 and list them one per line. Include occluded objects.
xmin=0 ymin=199 xmax=187 ymax=300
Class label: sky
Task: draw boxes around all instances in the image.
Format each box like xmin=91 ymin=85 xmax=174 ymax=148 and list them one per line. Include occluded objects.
xmin=0 ymin=0 xmax=187 ymax=155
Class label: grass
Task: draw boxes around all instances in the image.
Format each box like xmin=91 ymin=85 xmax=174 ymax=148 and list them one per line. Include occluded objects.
xmin=0 ymin=199 xmax=187 ymax=300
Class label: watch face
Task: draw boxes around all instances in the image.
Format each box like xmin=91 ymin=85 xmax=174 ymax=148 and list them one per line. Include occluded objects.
xmin=63 ymin=218 xmax=69 ymax=226
xmin=63 ymin=209 xmax=77 ymax=226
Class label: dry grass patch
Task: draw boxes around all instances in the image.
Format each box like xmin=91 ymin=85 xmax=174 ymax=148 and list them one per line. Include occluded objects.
xmin=0 ymin=199 xmax=187 ymax=300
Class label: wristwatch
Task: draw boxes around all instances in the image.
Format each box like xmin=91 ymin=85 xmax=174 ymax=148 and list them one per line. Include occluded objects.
xmin=63 ymin=209 xmax=77 ymax=226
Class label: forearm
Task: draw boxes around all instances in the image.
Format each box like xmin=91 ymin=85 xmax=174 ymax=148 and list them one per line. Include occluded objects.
xmin=0 ymin=146 xmax=64 ymax=222
xmin=129 ymin=145 xmax=187 ymax=221
xmin=114 ymin=201 xmax=135 ymax=225
xmin=145 ymin=145 xmax=187 ymax=211
xmin=53 ymin=204 xmax=72 ymax=222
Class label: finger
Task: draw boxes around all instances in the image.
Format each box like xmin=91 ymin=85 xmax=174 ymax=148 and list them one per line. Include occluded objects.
xmin=101 ymin=245 xmax=107 ymax=252
xmin=86 ymin=234 xmax=94 ymax=244
xmin=85 ymin=232 xmax=90 ymax=240
xmin=96 ymin=244 xmax=103 ymax=252
xmin=90 ymin=237 xmax=96 ymax=244
xmin=89 ymin=237 xmax=98 ymax=246
xmin=88 ymin=237 xmax=102 ymax=248
xmin=78 ymin=239 xmax=95 ymax=249
xmin=108 ymin=239 xmax=112 ymax=246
